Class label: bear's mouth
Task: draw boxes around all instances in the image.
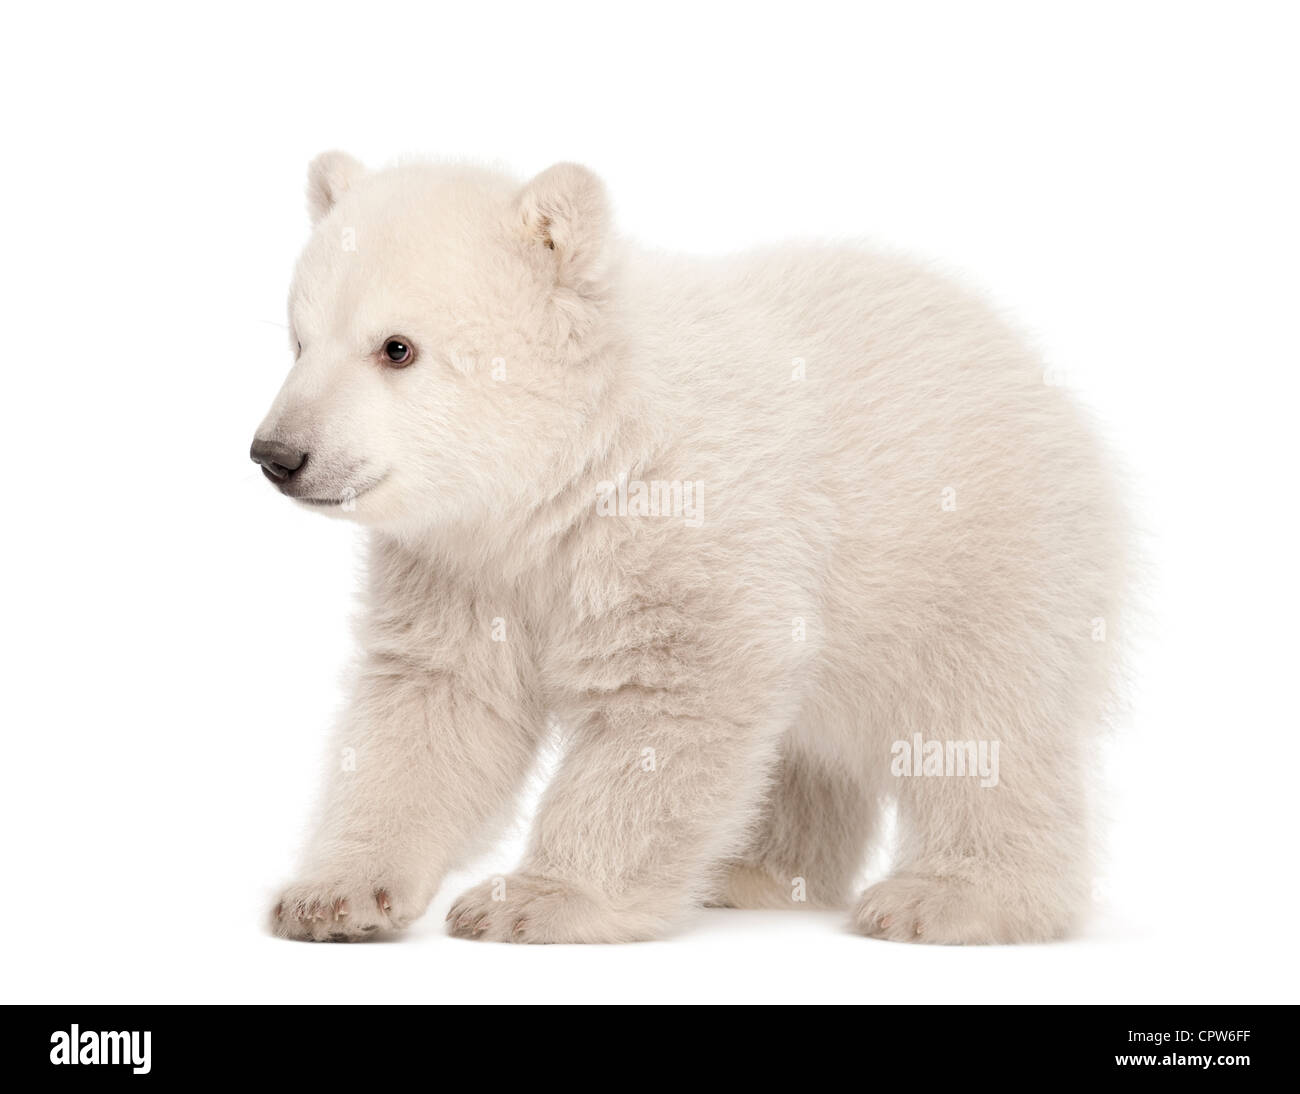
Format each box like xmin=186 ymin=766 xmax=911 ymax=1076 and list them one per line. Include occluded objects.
xmin=290 ymin=471 xmax=388 ymax=507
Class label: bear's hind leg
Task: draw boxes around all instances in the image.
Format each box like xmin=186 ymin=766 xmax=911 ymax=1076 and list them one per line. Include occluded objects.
xmin=711 ymin=745 xmax=877 ymax=910
xmin=852 ymin=701 xmax=1092 ymax=945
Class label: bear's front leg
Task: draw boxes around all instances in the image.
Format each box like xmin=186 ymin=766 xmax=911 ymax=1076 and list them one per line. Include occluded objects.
xmin=448 ymin=684 xmax=788 ymax=943
xmin=272 ymin=625 xmax=543 ymax=941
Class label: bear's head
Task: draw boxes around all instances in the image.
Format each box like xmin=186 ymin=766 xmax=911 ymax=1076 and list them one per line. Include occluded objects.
xmin=250 ymin=153 xmax=614 ymax=536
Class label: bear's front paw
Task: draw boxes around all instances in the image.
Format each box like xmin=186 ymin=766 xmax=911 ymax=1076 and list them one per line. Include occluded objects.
xmin=271 ymin=878 xmax=411 ymax=942
xmin=446 ymin=873 xmax=666 ymax=944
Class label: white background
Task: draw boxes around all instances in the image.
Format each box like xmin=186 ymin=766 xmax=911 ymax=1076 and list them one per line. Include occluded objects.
xmin=2 ymin=1 xmax=1296 ymax=1004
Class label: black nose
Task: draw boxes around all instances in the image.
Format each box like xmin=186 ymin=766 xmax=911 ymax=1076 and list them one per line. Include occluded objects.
xmin=250 ymin=438 xmax=307 ymax=483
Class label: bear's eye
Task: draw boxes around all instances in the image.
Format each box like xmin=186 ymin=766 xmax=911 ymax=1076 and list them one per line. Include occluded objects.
xmin=382 ymin=338 xmax=414 ymax=367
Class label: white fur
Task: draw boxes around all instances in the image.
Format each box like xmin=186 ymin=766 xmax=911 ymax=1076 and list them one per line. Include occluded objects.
xmin=258 ymin=154 xmax=1127 ymax=944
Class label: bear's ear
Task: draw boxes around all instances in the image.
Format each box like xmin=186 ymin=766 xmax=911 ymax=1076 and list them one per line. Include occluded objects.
xmin=306 ymin=150 xmax=366 ymax=225
xmin=517 ymin=163 xmax=610 ymax=288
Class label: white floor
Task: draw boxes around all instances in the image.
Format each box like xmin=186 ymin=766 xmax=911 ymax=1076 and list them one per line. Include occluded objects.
xmin=13 ymin=881 xmax=1282 ymax=1006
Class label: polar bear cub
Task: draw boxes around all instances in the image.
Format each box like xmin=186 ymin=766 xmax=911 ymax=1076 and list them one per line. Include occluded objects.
xmin=253 ymin=152 xmax=1127 ymax=944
